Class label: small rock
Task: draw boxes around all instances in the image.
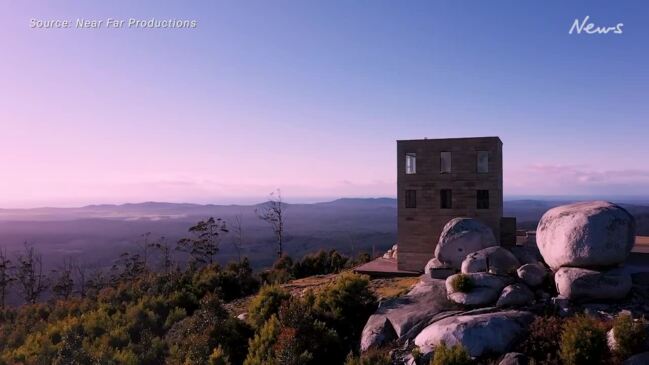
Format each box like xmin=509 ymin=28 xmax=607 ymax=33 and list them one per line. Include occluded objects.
xmin=499 ymin=352 xmax=529 ymax=365
xmin=517 ymin=263 xmax=548 ymax=287
xmin=497 ymin=284 xmax=534 ymax=308
xmin=424 ymin=257 xmax=456 ymax=279
xmin=236 ymin=313 xmax=247 ymax=321
xmin=555 ymin=267 xmax=632 ymax=302
xmin=461 ymin=246 xmax=520 ymax=276
xmin=607 ymin=328 xmax=618 ymax=352
xmin=446 ymin=273 xmax=512 ymax=306
xmin=509 ymin=246 xmax=543 ymax=265
xmin=551 ymin=297 xmax=573 ymax=317
xmin=435 ymin=218 xmax=498 ymax=269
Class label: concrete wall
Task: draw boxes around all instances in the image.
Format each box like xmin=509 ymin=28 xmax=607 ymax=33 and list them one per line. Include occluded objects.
xmin=397 ymin=137 xmax=503 ymax=271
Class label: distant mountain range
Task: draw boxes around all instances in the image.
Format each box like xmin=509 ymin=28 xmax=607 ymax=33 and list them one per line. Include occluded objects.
xmin=0 ymin=198 xmax=647 ymax=270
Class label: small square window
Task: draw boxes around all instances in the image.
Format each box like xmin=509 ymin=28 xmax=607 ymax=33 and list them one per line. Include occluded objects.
xmin=440 ymin=189 xmax=452 ymax=209
xmin=405 ymin=153 xmax=416 ymax=174
xmin=405 ymin=190 xmax=417 ymax=208
xmin=477 ymin=151 xmax=489 ymax=173
xmin=477 ymin=190 xmax=490 ymax=209
xmin=440 ymin=152 xmax=451 ymax=173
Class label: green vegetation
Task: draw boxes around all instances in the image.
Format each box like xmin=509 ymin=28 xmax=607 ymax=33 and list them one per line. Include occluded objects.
xmin=559 ymin=315 xmax=608 ymax=365
xmin=517 ymin=315 xmax=563 ymax=364
xmin=343 ymin=348 xmax=391 ymax=365
xmin=431 ymin=343 xmax=473 ymax=365
xmin=260 ymin=250 xmax=371 ymax=284
xmin=449 ymin=274 xmax=473 ymax=293
xmin=612 ymin=314 xmax=647 ymax=359
xmin=0 ymin=217 xmax=377 ymax=365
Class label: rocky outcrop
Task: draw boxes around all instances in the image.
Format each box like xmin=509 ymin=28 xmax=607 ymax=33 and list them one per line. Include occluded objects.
xmin=517 ymin=263 xmax=548 ymax=287
xmin=360 ymin=276 xmax=456 ymax=351
xmin=555 ymin=267 xmax=632 ymax=301
xmin=461 ymin=246 xmax=520 ymax=275
xmin=414 ymin=310 xmax=534 ymax=357
xmin=435 ymin=218 xmax=497 ymax=269
xmin=497 ymin=284 xmax=534 ymax=307
xmin=446 ymin=273 xmax=512 ymax=306
xmin=536 ymin=201 xmax=635 ymax=269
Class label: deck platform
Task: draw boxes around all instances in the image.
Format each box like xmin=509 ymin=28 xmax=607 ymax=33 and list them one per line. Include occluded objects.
xmin=353 ymin=257 xmax=420 ymax=277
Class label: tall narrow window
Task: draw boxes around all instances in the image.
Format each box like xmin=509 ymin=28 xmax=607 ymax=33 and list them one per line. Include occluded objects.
xmin=405 ymin=190 xmax=417 ymax=208
xmin=477 ymin=190 xmax=490 ymax=209
xmin=477 ymin=151 xmax=489 ymax=173
xmin=440 ymin=189 xmax=452 ymax=209
xmin=405 ymin=153 xmax=416 ymax=174
xmin=440 ymin=152 xmax=452 ymax=173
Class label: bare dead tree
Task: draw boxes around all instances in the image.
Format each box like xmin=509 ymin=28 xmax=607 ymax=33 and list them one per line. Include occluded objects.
xmin=16 ymin=243 xmax=49 ymax=304
xmin=73 ymin=261 xmax=88 ymax=298
xmin=231 ymin=215 xmax=244 ymax=264
xmin=138 ymin=232 xmax=152 ymax=272
xmin=52 ymin=258 xmax=74 ymax=300
xmin=0 ymin=248 xmax=14 ymax=308
xmin=256 ymin=189 xmax=285 ymax=258
xmin=150 ymin=236 xmax=174 ymax=273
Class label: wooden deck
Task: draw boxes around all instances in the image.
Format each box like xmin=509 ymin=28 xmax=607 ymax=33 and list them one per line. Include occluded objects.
xmin=353 ymin=257 xmax=421 ymax=277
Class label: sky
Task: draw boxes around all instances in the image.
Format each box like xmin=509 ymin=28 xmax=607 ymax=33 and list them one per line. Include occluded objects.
xmin=0 ymin=1 xmax=648 ymax=207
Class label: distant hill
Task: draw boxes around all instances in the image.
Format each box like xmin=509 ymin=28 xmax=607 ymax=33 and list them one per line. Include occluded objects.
xmin=0 ymin=198 xmax=648 ymax=271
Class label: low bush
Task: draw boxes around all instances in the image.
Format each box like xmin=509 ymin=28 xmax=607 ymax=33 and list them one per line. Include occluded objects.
xmin=449 ymin=274 xmax=473 ymax=293
xmin=560 ymin=315 xmax=608 ymax=365
xmin=517 ymin=315 xmax=563 ymax=364
xmin=612 ymin=314 xmax=647 ymax=359
xmin=344 ymin=348 xmax=391 ymax=365
xmin=431 ymin=343 xmax=473 ymax=365
xmin=246 ymin=285 xmax=290 ymax=329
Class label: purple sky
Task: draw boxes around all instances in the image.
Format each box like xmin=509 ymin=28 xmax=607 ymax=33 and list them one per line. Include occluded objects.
xmin=1 ymin=1 xmax=648 ymax=207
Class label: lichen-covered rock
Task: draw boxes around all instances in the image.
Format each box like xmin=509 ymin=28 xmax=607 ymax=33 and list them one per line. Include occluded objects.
xmin=414 ymin=310 xmax=534 ymax=357
xmin=496 ymin=284 xmax=534 ymax=307
xmin=461 ymin=246 xmax=520 ymax=275
xmin=517 ymin=263 xmax=548 ymax=287
xmin=435 ymin=218 xmax=497 ymax=269
xmin=536 ymin=201 xmax=635 ymax=269
xmin=446 ymin=273 xmax=512 ymax=306
xmin=554 ymin=267 xmax=632 ymax=301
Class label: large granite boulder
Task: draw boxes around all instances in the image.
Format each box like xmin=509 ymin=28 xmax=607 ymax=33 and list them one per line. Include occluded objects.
xmin=446 ymin=273 xmax=512 ymax=306
xmin=414 ymin=310 xmax=534 ymax=357
xmin=517 ymin=263 xmax=548 ymax=287
xmin=536 ymin=201 xmax=635 ymax=269
xmin=360 ymin=276 xmax=456 ymax=351
xmin=496 ymin=284 xmax=534 ymax=307
xmin=435 ymin=218 xmax=498 ymax=269
xmin=555 ymin=267 xmax=632 ymax=301
xmin=461 ymin=246 xmax=520 ymax=275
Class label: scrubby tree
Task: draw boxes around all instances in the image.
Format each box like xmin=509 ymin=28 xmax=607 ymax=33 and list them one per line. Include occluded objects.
xmin=256 ymin=189 xmax=285 ymax=258
xmin=0 ymin=247 xmax=14 ymax=308
xmin=178 ymin=217 xmax=228 ymax=266
xmin=150 ymin=235 xmax=175 ymax=273
xmin=16 ymin=243 xmax=49 ymax=304
xmin=231 ymin=215 xmax=244 ymax=264
xmin=52 ymin=258 xmax=74 ymax=300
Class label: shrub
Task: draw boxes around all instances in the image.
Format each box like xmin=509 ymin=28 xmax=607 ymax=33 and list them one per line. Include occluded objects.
xmin=517 ymin=315 xmax=563 ymax=364
xmin=246 ymin=285 xmax=290 ymax=329
xmin=344 ymin=348 xmax=391 ymax=365
xmin=560 ymin=315 xmax=608 ymax=365
xmin=612 ymin=314 xmax=647 ymax=359
xmin=450 ymin=274 xmax=473 ymax=293
xmin=431 ymin=343 xmax=473 ymax=365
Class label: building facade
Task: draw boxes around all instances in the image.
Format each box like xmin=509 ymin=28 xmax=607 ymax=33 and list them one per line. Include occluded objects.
xmin=397 ymin=137 xmax=505 ymax=271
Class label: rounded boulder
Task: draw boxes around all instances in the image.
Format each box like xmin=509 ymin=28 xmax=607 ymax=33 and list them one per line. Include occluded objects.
xmin=536 ymin=201 xmax=635 ymax=269
xmin=435 ymin=218 xmax=498 ymax=269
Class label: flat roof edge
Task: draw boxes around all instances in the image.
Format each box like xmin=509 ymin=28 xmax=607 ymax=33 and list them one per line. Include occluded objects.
xmin=397 ymin=136 xmax=502 ymax=143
